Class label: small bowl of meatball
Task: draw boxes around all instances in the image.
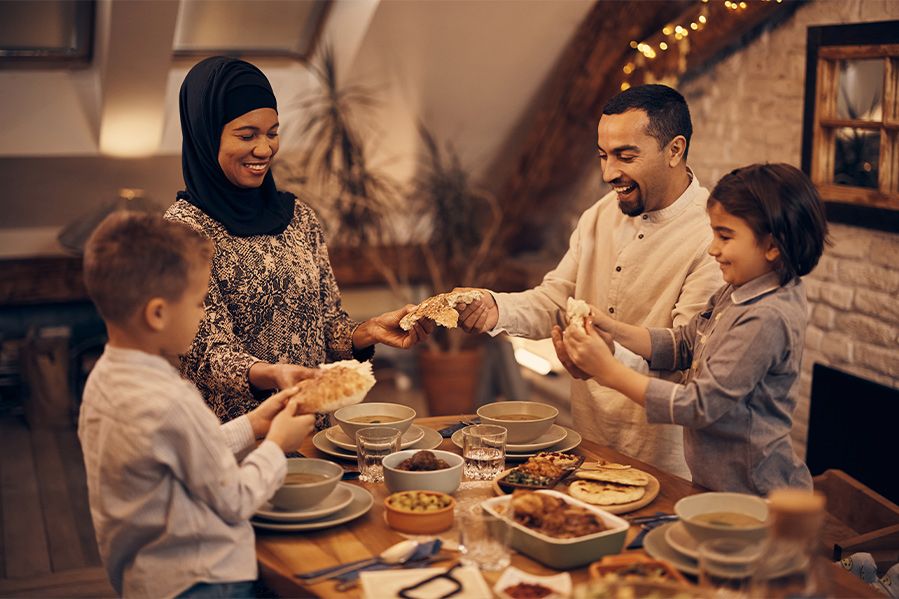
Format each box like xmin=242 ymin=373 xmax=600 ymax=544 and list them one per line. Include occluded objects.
xmin=382 ymin=450 xmax=463 ymax=495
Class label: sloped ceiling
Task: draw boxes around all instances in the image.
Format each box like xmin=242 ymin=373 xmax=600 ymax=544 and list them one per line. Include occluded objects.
xmin=0 ymin=0 xmax=593 ymax=248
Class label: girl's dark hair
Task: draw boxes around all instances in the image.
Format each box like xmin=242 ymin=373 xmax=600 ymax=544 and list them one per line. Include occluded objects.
xmin=709 ymin=163 xmax=829 ymax=285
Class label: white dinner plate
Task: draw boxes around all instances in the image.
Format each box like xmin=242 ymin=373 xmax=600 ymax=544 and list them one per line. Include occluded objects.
xmin=251 ymin=484 xmax=373 ymax=532
xmin=254 ymin=483 xmax=354 ymax=522
xmin=324 ymin=424 xmax=425 ymax=452
xmin=450 ymin=425 xmax=582 ymax=461
xmin=664 ymin=520 xmax=701 ymax=559
xmin=644 ymin=523 xmax=806 ymax=578
xmin=505 ymin=424 xmax=567 ymax=452
xmin=313 ymin=425 xmax=443 ymax=461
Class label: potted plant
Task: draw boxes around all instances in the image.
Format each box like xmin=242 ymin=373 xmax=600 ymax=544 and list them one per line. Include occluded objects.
xmin=408 ymin=125 xmax=503 ymax=415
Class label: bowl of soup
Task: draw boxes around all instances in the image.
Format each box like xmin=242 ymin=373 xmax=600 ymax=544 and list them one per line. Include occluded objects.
xmin=333 ymin=402 xmax=416 ymax=440
xmin=675 ymin=492 xmax=769 ymax=543
xmin=477 ymin=401 xmax=559 ymax=443
xmin=270 ymin=458 xmax=343 ymax=511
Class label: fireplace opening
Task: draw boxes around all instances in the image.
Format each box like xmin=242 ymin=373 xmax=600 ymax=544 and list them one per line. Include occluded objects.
xmin=806 ymin=363 xmax=898 ymax=504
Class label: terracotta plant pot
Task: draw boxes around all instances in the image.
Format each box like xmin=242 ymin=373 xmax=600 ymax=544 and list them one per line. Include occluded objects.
xmin=418 ymin=347 xmax=483 ymax=416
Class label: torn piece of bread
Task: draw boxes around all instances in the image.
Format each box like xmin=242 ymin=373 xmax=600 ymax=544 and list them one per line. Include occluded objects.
xmin=399 ymin=290 xmax=483 ymax=331
xmin=295 ymin=360 xmax=376 ymax=413
xmin=566 ymin=297 xmax=590 ymax=332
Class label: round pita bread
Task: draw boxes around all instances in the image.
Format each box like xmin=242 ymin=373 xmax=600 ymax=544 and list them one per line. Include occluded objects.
xmin=295 ymin=360 xmax=375 ymax=413
xmin=569 ymin=480 xmax=646 ymax=505
xmin=581 ymin=459 xmax=632 ymax=471
xmin=575 ymin=467 xmax=650 ymax=486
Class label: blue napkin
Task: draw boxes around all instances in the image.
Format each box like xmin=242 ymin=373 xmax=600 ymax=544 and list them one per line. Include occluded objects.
xmin=437 ymin=419 xmax=479 ymax=438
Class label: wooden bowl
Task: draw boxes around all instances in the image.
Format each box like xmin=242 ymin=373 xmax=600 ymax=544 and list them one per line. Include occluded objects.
xmin=384 ymin=491 xmax=456 ymax=534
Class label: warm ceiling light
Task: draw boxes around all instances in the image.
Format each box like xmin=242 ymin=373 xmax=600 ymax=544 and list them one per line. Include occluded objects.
xmin=663 ymin=25 xmax=673 ymax=35
xmin=699 ymin=15 xmax=707 ymax=23
xmin=620 ymin=82 xmax=631 ymax=91
xmin=659 ymin=42 xmax=669 ymax=50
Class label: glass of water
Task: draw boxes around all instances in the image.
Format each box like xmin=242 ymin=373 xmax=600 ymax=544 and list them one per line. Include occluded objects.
xmin=355 ymin=427 xmax=401 ymax=483
xmin=699 ymin=538 xmax=762 ymax=598
xmin=462 ymin=424 xmax=506 ymax=480
xmin=458 ymin=504 xmax=511 ymax=571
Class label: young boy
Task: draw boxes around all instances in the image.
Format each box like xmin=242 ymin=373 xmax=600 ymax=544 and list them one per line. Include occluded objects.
xmin=79 ymin=212 xmax=315 ymax=597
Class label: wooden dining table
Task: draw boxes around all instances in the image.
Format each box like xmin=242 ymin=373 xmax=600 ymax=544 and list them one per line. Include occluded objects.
xmin=255 ymin=415 xmax=879 ymax=598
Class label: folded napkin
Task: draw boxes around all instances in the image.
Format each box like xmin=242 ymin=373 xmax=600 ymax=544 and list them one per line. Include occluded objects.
xmin=437 ymin=419 xmax=479 ymax=438
xmin=297 ymin=539 xmax=444 ymax=583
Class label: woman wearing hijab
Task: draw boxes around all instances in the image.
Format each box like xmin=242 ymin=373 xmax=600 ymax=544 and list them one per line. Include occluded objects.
xmin=165 ymin=56 xmax=431 ymax=423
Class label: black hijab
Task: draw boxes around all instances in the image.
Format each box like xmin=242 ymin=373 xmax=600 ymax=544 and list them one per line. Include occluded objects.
xmin=177 ymin=56 xmax=295 ymax=237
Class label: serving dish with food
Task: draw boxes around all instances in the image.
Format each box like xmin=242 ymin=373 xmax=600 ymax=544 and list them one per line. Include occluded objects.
xmin=382 ymin=449 xmax=464 ymax=495
xmin=482 ymin=490 xmax=629 ymax=569
xmin=495 ymin=451 xmax=585 ymax=493
xmin=384 ymin=490 xmax=456 ymax=534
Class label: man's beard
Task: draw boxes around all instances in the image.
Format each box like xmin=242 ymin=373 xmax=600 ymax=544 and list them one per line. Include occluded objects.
xmin=618 ymin=195 xmax=645 ymax=217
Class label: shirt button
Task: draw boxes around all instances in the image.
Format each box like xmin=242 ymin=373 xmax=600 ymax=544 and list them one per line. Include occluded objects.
xmin=615 ymin=266 xmax=622 ymax=272
xmin=642 ymin=214 xmax=648 ymax=220
xmin=638 ymin=233 xmax=644 ymax=239
xmin=608 ymin=307 xmax=615 ymax=314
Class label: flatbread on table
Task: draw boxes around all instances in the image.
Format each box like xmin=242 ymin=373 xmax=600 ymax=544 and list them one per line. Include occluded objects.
xmin=581 ymin=459 xmax=632 ymax=471
xmin=399 ymin=290 xmax=482 ymax=331
xmin=295 ymin=360 xmax=376 ymax=413
xmin=575 ymin=467 xmax=651 ymax=487
xmin=569 ymin=480 xmax=646 ymax=505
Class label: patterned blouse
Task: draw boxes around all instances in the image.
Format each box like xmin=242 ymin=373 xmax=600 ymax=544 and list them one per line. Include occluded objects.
xmin=164 ymin=199 xmax=367 ymax=422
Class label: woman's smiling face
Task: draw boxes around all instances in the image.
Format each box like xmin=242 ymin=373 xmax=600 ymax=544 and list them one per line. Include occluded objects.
xmin=218 ymin=107 xmax=279 ymax=188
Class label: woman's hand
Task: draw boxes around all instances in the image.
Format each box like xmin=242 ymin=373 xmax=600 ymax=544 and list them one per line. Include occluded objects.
xmin=246 ymin=385 xmax=299 ymax=437
xmin=266 ymin=398 xmax=316 ymax=453
xmin=562 ymin=317 xmax=617 ymax=383
xmin=249 ymin=362 xmax=320 ymax=393
xmin=353 ymin=305 xmax=434 ymax=350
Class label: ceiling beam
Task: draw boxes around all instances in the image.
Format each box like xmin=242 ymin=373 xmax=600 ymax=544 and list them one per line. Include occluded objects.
xmin=97 ymin=0 xmax=180 ymax=157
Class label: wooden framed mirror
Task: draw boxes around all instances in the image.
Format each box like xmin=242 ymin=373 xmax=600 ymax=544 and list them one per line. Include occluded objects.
xmin=801 ymin=20 xmax=899 ymax=233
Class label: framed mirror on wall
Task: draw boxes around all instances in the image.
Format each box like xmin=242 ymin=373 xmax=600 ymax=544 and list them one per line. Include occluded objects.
xmin=801 ymin=20 xmax=899 ymax=233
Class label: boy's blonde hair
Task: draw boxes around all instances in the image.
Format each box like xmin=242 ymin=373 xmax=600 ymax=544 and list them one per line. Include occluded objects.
xmin=83 ymin=212 xmax=213 ymax=325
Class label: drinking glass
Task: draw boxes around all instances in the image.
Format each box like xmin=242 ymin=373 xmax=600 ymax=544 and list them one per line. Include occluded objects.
xmin=458 ymin=504 xmax=511 ymax=571
xmin=699 ymin=538 xmax=763 ymax=598
xmin=355 ymin=427 xmax=401 ymax=483
xmin=461 ymin=424 xmax=506 ymax=480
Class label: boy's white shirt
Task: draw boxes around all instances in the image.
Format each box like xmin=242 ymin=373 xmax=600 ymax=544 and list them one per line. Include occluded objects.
xmin=488 ymin=171 xmax=722 ymax=478
xmin=78 ymin=345 xmax=286 ymax=598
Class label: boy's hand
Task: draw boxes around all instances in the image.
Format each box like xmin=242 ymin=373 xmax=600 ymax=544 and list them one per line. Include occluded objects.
xmin=562 ymin=317 xmax=616 ymax=381
xmin=454 ymin=288 xmax=498 ymax=333
xmin=266 ymin=399 xmax=316 ymax=453
xmin=247 ymin=386 xmax=297 ymax=438
xmin=550 ymin=325 xmax=591 ymax=380
xmin=588 ymin=305 xmax=618 ymax=338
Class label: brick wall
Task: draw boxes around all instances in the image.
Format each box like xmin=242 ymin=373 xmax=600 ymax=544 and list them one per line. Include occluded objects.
xmin=680 ymin=0 xmax=899 ymax=455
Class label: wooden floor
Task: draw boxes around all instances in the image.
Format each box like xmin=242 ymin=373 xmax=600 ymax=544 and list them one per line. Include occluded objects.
xmin=0 ymin=415 xmax=115 ymax=597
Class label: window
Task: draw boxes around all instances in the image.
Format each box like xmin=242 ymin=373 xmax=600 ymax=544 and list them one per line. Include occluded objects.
xmin=802 ymin=21 xmax=899 ymax=233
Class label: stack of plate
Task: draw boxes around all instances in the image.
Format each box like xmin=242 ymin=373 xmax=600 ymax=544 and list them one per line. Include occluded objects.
xmin=251 ymin=483 xmax=374 ymax=532
xmin=312 ymin=424 xmax=444 ymax=461
xmin=450 ymin=425 xmax=582 ymax=460
xmin=643 ymin=522 xmax=804 ymax=577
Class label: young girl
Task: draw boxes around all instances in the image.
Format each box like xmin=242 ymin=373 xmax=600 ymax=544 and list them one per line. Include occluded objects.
xmin=562 ymin=163 xmax=828 ymax=495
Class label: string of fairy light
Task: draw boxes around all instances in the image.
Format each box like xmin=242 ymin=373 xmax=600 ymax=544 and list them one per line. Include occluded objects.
xmin=619 ymin=0 xmax=784 ymax=91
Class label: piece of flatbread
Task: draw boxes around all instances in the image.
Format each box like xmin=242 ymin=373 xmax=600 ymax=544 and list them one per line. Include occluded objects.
xmin=575 ymin=467 xmax=651 ymax=487
xmin=566 ymin=297 xmax=590 ymax=332
xmin=295 ymin=360 xmax=376 ymax=413
xmin=399 ymin=290 xmax=482 ymax=331
xmin=569 ymin=480 xmax=646 ymax=505
xmin=580 ymin=459 xmax=632 ymax=471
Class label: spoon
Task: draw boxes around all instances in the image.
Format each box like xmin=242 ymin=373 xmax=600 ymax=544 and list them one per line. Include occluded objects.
xmin=299 ymin=539 xmax=420 ymax=584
